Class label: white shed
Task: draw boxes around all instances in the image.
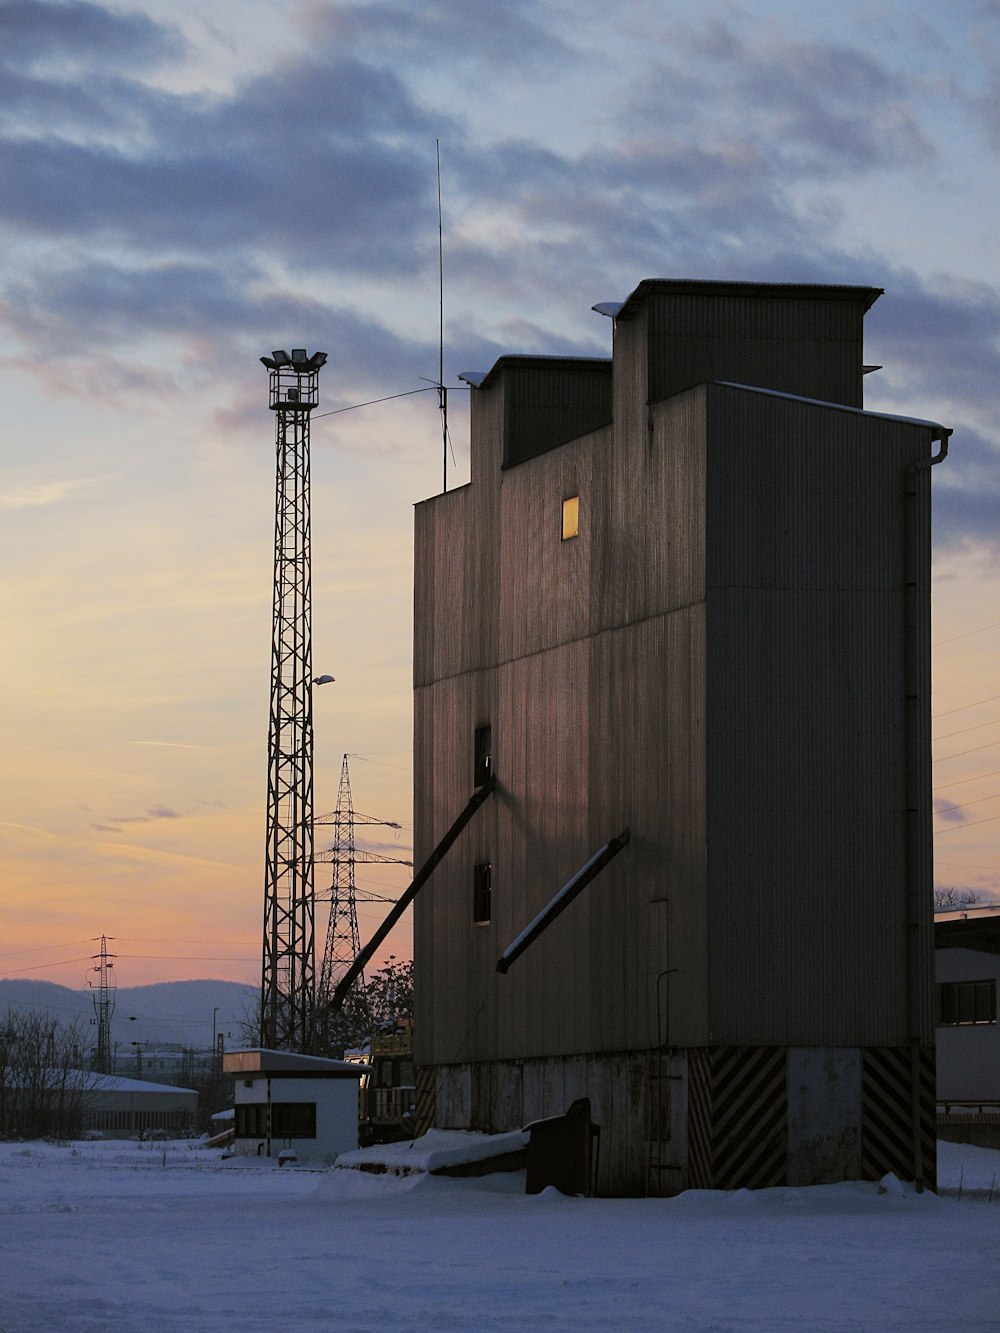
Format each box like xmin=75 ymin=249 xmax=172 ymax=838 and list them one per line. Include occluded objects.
xmin=224 ymin=1049 xmax=368 ymax=1164
xmin=935 ymin=909 xmax=1000 ymax=1108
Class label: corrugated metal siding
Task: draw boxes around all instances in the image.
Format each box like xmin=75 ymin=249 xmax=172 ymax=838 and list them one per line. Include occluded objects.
xmin=703 ymin=384 xmax=935 ymax=1046
xmin=646 ymin=292 xmax=866 ymax=408
xmin=503 ymin=362 xmax=612 ymax=468
xmin=414 ymin=310 xmax=934 ymax=1072
xmin=414 ymin=379 xmax=712 ymax=1065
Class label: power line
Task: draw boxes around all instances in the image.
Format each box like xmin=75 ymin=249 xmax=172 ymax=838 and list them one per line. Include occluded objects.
xmin=935 ymin=767 xmax=1000 ymax=792
xmin=934 ymin=738 xmax=1000 ymax=765
xmin=125 ymin=954 xmax=258 ymax=963
xmin=934 ymin=692 xmax=1000 ymax=720
xmin=933 ymin=715 xmax=1000 ymax=742
xmin=349 ymin=753 xmax=412 ymax=773
xmin=935 ymin=812 xmax=1000 ymax=834
xmin=934 ymin=792 xmax=1000 ymax=817
xmin=312 ymin=386 xmax=434 ymax=419
xmin=3 ymin=955 xmax=94 ymax=976
xmin=933 ymin=619 xmax=1000 ymax=647
xmin=0 ymin=939 xmax=95 ymax=959
xmin=118 ymin=937 xmax=259 ymax=948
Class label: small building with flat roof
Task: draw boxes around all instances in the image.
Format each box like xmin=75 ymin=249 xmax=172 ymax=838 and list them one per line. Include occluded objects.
xmin=935 ymin=909 xmax=1000 ymax=1104
xmin=224 ymin=1048 xmax=368 ymax=1163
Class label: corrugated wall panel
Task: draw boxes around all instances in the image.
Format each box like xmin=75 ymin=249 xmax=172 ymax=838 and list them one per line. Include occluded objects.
xmin=415 ymin=307 xmax=934 ymax=1073
xmin=504 ymin=362 xmax=612 ymax=467
xmin=646 ymin=292 xmax=867 ymax=407
xmin=703 ymin=385 xmax=935 ymax=1047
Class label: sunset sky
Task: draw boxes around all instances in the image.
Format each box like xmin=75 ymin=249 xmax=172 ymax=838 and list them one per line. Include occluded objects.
xmin=2 ymin=0 xmax=999 ymax=993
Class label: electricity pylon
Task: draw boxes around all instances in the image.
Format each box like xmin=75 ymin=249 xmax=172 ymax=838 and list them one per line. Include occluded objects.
xmin=87 ymin=936 xmax=116 ymax=1074
xmin=258 ymin=348 xmax=327 ymax=1051
xmin=315 ymin=754 xmax=412 ymax=1012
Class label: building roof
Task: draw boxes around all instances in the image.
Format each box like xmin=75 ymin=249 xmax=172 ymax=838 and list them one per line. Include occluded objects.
xmin=223 ymin=1048 xmax=367 ymax=1077
xmin=718 ymin=381 xmax=950 ymax=437
xmin=2 ymin=1070 xmax=196 ymax=1096
xmin=460 ymin=354 xmax=611 ymax=393
xmin=935 ymin=907 xmax=1000 ymax=955
xmin=610 ymin=277 xmax=884 ymax=321
xmin=85 ymin=1072 xmax=197 ymax=1095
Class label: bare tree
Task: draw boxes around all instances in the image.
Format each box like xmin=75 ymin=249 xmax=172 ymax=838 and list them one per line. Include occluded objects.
xmin=0 ymin=1008 xmax=95 ymax=1139
xmin=934 ymin=887 xmax=983 ymax=910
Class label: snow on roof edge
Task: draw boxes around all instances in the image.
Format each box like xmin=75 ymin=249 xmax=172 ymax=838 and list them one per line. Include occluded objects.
xmin=717 ymin=381 xmax=949 ymax=434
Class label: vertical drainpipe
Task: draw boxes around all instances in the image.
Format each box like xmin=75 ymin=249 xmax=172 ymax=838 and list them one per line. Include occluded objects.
xmin=903 ymin=428 xmax=950 ymax=1193
xmin=266 ymin=1076 xmax=272 ymax=1160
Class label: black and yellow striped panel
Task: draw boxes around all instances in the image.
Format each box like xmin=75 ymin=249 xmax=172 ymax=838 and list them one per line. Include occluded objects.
xmin=861 ymin=1046 xmax=936 ymax=1190
xmin=687 ymin=1047 xmax=787 ymax=1190
xmin=687 ymin=1048 xmax=713 ymax=1189
xmin=414 ymin=1065 xmax=436 ymax=1137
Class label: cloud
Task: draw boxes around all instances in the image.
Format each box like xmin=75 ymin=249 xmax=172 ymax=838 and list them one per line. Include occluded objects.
xmin=0 ymin=820 xmax=59 ymax=841
xmin=96 ymin=841 xmax=238 ymax=873
xmin=0 ymin=41 xmax=442 ymax=262
xmin=934 ymin=798 xmax=970 ymax=826
xmin=0 ymin=478 xmax=95 ymax=509
xmin=304 ymin=0 xmax=573 ymax=72
xmin=0 ymin=0 xmax=996 ymax=480
xmin=931 ymin=428 xmax=1000 ymax=554
xmin=148 ymin=805 xmax=181 ymax=820
xmin=0 ymin=1 xmax=182 ymax=74
xmin=865 ymin=275 xmax=1000 ymax=410
xmin=132 ymin=741 xmax=206 ymax=750
xmin=641 ymin=14 xmax=936 ymax=178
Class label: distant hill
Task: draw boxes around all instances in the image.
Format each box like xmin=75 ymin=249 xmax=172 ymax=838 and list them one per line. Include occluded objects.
xmin=0 ymin=978 xmax=256 ymax=1052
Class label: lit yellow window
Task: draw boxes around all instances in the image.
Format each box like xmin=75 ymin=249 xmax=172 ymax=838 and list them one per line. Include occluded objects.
xmin=562 ymin=495 xmax=579 ymax=541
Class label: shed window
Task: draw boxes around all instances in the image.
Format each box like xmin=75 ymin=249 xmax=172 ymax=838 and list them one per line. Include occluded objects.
xmin=235 ymin=1103 xmax=268 ymax=1137
xmin=562 ymin=495 xmax=579 ymax=541
xmin=272 ymin=1102 xmax=317 ymax=1138
xmin=938 ymin=979 xmax=996 ymax=1026
xmin=473 ymin=862 xmax=492 ymax=923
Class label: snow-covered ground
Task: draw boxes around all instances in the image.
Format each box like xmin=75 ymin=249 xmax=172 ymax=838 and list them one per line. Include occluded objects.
xmin=0 ymin=1136 xmax=997 ymax=1331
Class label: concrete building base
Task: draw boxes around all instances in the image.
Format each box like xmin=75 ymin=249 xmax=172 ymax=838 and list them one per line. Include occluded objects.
xmin=420 ymin=1044 xmax=936 ymax=1196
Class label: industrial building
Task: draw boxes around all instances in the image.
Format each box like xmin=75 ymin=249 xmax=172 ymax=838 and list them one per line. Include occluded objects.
xmin=81 ymin=1073 xmax=197 ymax=1138
xmin=935 ymin=907 xmax=1000 ymax=1145
xmin=412 ymin=278 xmax=950 ymax=1195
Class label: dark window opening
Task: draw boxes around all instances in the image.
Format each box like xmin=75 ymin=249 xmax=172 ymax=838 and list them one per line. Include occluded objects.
xmin=235 ymin=1101 xmax=318 ymax=1139
xmin=938 ymin=979 xmax=996 ymax=1026
xmin=474 ymin=862 xmax=492 ymax=923
xmin=474 ymin=725 xmax=492 ymax=788
xmin=272 ymin=1102 xmax=317 ymax=1138
xmin=235 ymin=1103 xmax=267 ymax=1137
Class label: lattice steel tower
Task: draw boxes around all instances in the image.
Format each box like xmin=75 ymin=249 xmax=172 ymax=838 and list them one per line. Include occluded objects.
xmin=317 ymin=754 xmax=361 ymax=1006
xmin=87 ymin=935 xmax=116 ymax=1074
xmin=315 ymin=754 xmax=412 ymax=1008
xmin=258 ymin=347 xmax=328 ymax=1050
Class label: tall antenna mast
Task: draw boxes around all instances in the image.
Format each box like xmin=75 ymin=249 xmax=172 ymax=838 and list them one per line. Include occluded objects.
xmin=437 ymin=139 xmax=448 ymax=494
xmin=257 ymin=346 xmax=328 ymax=1052
xmin=87 ymin=935 xmax=116 ymax=1074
